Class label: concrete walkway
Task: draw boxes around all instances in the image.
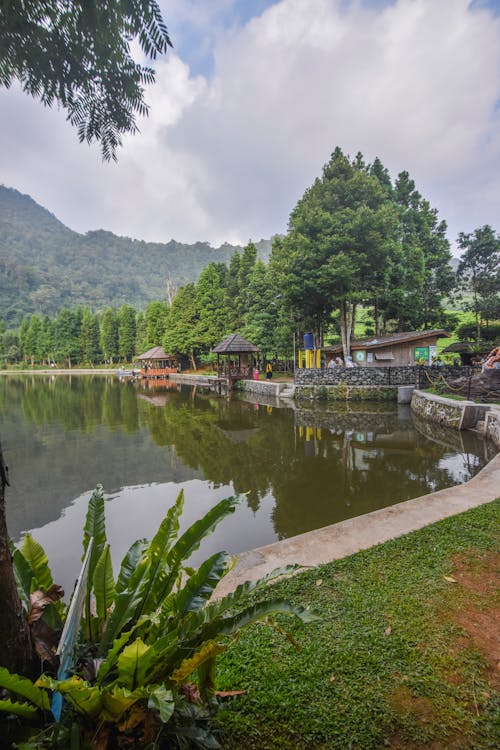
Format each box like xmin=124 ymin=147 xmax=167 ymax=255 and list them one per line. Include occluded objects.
xmin=215 ymin=452 xmax=500 ymax=598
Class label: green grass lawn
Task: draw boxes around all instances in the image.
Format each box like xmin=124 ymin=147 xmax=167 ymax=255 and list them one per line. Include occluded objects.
xmin=215 ymin=500 xmax=500 ymax=749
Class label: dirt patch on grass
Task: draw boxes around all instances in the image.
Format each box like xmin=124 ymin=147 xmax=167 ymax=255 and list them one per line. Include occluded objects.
xmin=389 ymin=550 xmax=499 ymax=748
xmin=390 ymin=686 xmax=435 ymax=723
xmin=449 ymin=551 xmax=500 ymax=685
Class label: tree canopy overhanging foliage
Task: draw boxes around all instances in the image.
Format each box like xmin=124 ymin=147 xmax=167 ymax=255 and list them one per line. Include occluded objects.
xmin=0 ymin=0 xmax=172 ymax=160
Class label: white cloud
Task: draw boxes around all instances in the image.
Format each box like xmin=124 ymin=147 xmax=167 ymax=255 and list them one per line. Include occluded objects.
xmin=0 ymin=0 xmax=499 ymax=248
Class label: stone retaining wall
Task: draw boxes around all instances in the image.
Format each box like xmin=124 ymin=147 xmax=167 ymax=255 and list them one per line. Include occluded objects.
xmin=485 ymin=409 xmax=500 ymax=449
xmin=410 ymin=389 xmax=487 ymax=430
xmin=236 ymin=379 xmax=284 ymax=398
xmin=295 ymin=365 xmax=475 ymax=387
xmin=295 ymin=384 xmax=398 ymax=401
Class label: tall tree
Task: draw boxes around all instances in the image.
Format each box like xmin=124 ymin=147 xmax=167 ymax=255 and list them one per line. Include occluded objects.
xmin=118 ymin=304 xmax=137 ymax=362
xmin=270 ymin=148 xmax=399 ymax=358
xmin=23 ymin=314 xmax=42 ymax=366
xmin=195 ymin=264 xmax=229 ymax=351
xmin=100 ymin=307 xmax=119 ymax=364
xmin=392 ymin=172 xmax=454 ymax=330
xmin=135 ymin=311 xmax=148 ymax=355
xmin=0 ymin=1 xmax=172 ymax=160
xmin=242 ymin=261 xmax=280 ymax=356
xmin=80 ymin=308 xmax=102 ymax=364
xmin=146 ymin=300 xmax=168 ymax=347
xmin=457 ymin=225 xmax=500 ymax=341
xmin=234 ymin=242 xmax=258 ymax=327
xmin=164 ymin=284 xmax=200 ymax=370
xmin=54 ymin=307 xmax=82 ymax=367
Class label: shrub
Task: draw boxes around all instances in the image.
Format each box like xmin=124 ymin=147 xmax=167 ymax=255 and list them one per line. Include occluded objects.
xmin=0 ymin=487 xmax=317 ymax=749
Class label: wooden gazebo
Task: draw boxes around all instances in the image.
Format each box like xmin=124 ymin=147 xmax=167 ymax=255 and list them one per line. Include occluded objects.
xmin=137 ymin=346 xmax=180 ymax=379
xmin=213 ymin=334 xmax=260 ymax=384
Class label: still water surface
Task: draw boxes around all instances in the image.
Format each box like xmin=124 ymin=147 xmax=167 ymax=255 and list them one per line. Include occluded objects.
xmin=1 ymin=375 xmax=493 ymax=598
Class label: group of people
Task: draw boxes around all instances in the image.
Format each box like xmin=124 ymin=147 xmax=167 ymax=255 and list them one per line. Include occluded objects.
xmin=327 ymin=355 xmax=358 ymax=368
xmin=481 ymin=346 xmax=500 ymax=371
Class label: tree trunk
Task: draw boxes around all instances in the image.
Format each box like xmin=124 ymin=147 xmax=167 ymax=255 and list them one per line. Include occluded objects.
xmin=374 ymin=300 xmax=381 ymax=337
xmin=0 ymin=442 xmax=37 ymax=677
xmin=340 ymin=301 xmax=354 ymax=361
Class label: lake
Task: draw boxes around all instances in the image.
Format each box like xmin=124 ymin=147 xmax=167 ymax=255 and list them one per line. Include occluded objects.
xmin=0 ymin=374 xmax=494 ymax=599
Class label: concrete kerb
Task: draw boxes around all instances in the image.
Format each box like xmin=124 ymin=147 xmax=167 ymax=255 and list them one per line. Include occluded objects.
xmin=214 ymin=451 xmax=500 ymax=598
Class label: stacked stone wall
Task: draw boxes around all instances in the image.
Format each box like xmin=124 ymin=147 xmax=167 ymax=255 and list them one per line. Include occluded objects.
xmin=295 ymin=384 xmax=398 ymax=401
xmin=295 ymin=365 xmax=476 ymax=387
xmin=410 ymin=390 xmax=484 ymax=431
xmin=485 ymin=409 xmax=500 ymax=450
xmin=237 ymin=380 xmax=282 ymax=398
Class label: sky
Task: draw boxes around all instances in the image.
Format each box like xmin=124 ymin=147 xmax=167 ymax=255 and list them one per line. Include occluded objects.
xmin=1 ymin=0 xmax=499 ymax=252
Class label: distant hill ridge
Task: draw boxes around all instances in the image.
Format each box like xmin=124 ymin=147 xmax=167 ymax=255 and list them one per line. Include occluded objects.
xmin=0 ymin=185 xmax=273 ymax=327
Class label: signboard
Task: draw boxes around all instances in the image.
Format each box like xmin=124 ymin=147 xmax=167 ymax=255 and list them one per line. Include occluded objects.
xmin=367 ymin=352 xmax=374 ymax=363
xmin=414 ymin=346 xmax=429 ymax=362
xmin=354 ymin=350 xmax=366 ymax=362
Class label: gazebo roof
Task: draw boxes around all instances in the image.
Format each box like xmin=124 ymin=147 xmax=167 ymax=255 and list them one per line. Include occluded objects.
xmin=137 ymin=346 xmax=176 ymax=360
xmin=213 ymin=334 xmax=260 ymax=354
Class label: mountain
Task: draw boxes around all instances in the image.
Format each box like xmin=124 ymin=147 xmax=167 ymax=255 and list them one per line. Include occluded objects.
xmin=0 ymin=186 xmax=273 ymax=327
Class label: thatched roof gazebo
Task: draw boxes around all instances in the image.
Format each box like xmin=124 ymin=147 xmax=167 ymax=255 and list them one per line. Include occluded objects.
xmin=213 ymin=334 xmax=260 ymax=383
xmin=137 ymin=346 xmax=180 ymax=378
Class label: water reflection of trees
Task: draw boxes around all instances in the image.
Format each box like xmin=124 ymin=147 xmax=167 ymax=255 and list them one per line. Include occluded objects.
xmin=0 ymin=378 xmax=489 ymax=543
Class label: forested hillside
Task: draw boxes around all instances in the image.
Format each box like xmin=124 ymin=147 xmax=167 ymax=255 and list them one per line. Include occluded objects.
xmin=0 ymin=186 xmax=272 ymax=327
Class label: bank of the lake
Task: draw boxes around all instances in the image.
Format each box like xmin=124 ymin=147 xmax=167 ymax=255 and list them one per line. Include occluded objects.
xmin=216 ymin=499 xmax=500 ymax=750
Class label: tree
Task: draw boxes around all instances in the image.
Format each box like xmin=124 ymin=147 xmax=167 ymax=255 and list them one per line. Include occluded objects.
xmin=23 ymin=315 xmax=42 ymax=366
xmin=0 ymin=1 xmax=172 ymax=160
xmin=457 ymin=225 xmax=500 ymax=341
xmin=53 ymin=307 xmax=82 ymax=367
xmin=270 ymin=148 xmax=400 ymax=359
xmin=0 ymin=443 xmax=37 ymax=676
xmin=118 ymin=304 xmax=137 ymax=362
xmin=195 ymin=263 xmax=229 ymax=351
xmin=145 ymin=300 xmax=168 ymax=347
xmin=80 ymin=308 xmax=102 ymax=364
xmin=163 ymin=284 xmax=200 ymax=370
xmin=391 ymin=172 xmax=454 ymax=330
xmin=100 ymin=308 xmax=119 ymax=364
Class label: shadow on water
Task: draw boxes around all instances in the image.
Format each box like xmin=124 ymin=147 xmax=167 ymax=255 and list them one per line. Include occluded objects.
xmin=0 ymin=375 xmax=493 ymax=593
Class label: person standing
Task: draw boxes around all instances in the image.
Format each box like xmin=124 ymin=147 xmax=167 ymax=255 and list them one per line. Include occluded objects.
xmin=266 ymin=362 xmax=273 ymax=379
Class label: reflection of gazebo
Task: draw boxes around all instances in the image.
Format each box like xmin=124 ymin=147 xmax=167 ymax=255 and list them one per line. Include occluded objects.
xmin=213 ymin=334 xmax=260 ymax=384
xmin=137 ymin=346 xmax=180 ymax=379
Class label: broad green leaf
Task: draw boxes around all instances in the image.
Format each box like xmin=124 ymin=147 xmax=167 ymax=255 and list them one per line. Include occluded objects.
xmin=83 ymin=484 xmax=107 ymax=587
xmin=97 ymin=627 xmax=139 ymax=684
xmin=116 ymin=638 xmax=151 ymax=691
xmin=93 ymin=544 xmax=115 ymax=624
xmin=179 ymin=565 xmax=301 ymax=637
xmin=20 ymin=534 xmax=53 ymax=593
xmin=101 ymin=685 xmax=148 ymax=722
xmin=37 ymin=675 xmax=103 ymax=719
xmin=175 ymin=551 xmax=231 ymax=618
xmin=0 ymin=698 xmax=39 ymax=719
xmin=198 ymin=656 xmax=217 ymax=701
xmin=139 ymin=490 xmax=185 ymax=613
xmin=163 ymin=495 xmax=243 ymax=594
xmin=170 ymin=641 xmax=226 ymax=685
xmin=99 ymin=577 xmax=151 ymax=656
xmin=148 ymin=685 xmax=174 ymax=723
xmin=215 ymin=600 xmax=320 ymax=637
xmin=115 ymin=538 xmax=148 ymax=593
xmin=11 ymin=548 xmax=33 ymax=611
xmin=0 ymin=667 xmax=50 ymax=710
